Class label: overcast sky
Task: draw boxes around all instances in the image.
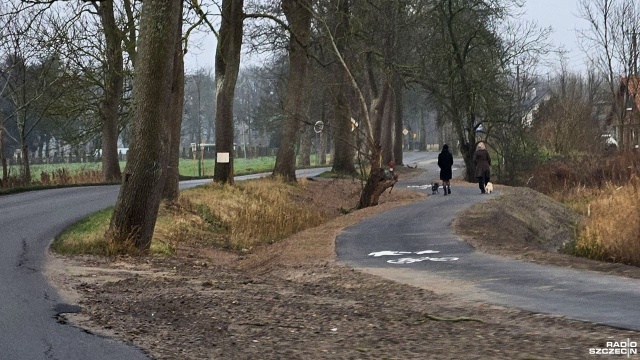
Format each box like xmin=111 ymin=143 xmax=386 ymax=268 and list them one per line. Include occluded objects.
xmin=521 ymin=0 xmax=589 ymax=74
xmin=183 ymin=0 xmax=589 ymax=74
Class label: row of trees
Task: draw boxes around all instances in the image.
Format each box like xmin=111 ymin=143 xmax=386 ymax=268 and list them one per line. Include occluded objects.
xmin=5 ymin=0 xmax=633 ymax=250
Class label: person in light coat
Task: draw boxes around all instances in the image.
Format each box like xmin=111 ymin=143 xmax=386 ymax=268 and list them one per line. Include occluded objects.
xmin=474 ymin=142 xmax=491 ymax=194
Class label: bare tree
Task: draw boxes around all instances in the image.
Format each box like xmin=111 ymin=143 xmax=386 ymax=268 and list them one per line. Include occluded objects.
xmin=312 ymin=4 xmax=399 ymax=208
xmin=96 ymin=0 xmax=125 ymax=182
xmin=533 ymin=71 xmax=602 ymax=155
xmin=183 ymin=68 xmax=215 ymax=148
xmin=272 ymin=0 xmax=314 ymax=182
xmin=415 ymin=0 xmax=551 ymax=181
xmin=162 ymin=3 xmax=185 ymax=201
xmin=213 ymin=0 xmax=244 ymax=184
xmin=578 ymin=0 xmax=640 ymax=149
xmin=108 ymin=0 xmax=182 ymax=250
xmin=1 ymin=0 xmax=142 ymax=182
xmin=0 ymin=6 xmax=72 ymax=183
xmin=328 ymin=0 xmax=356 ymax=175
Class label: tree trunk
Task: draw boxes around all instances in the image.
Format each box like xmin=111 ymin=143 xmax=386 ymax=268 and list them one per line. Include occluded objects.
xmin=359 ymin=77 xmax=395 ymax=208
xmin=273 ymin=0 xmax=313 ymax=182
xmin=331 ymin=83 xmax=356 ymax=173
xmin=213 ymin=0 xmax=244 ymax=185
xmin=419 ymin=107 xmax=427 ymax=151
xmin=162 ymin=3 xmax=185 ymax=201
xmin=393 ymin=80 xmax=404 ymax=165
xmin=20 ymin=143 xmax=30 ymax=184
xmin=329 ymin=0 xmax=355 ymax=174
xmin=98 ymin=0 xmax=124 ymax=183
xmin=298 ymin=125 xmax=312 ymax=167
xmin=366 ymin=55 xmax=383 ymax=145
xmin=357 ymin=145 xmax=396 ymax=209
xmin=381 ymin=82 xmax=394 ymax=166
xmin=108 ymin=0 xmax=182 ymax=250
xmin=0 ymin=116 xmax=7 ymax=184
xmin=319 ymin=125 xmax=328 ymax=165
xmin=456 ymin=112 xmax=477 ymax=182
xmin=17 ymin=109 xmax=30 ymax=183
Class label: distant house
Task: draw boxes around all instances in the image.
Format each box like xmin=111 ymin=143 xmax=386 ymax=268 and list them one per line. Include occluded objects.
xmin=521 ymin=85 xmax=551 ymax=127
xmin=607 ymin=76 xmax=640 ymax=149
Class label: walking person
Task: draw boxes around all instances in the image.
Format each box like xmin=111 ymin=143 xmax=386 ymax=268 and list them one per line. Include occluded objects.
xmin=474 ymin=142 xmax=491 ymax=194
xmin=437 ymin=144 xmax=453 ymax=196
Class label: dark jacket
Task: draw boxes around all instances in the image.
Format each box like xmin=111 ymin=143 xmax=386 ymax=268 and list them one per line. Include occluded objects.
xmin=474 ymin=148 xmax=491 ymax=178
xmin=437 ymin=149 xmax=454 ymax=181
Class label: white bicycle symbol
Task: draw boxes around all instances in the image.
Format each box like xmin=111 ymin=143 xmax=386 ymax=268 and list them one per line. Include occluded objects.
xmin=368 ymin=250 xmax=459 ymax=264
xmin=386 ymin=256 xmax=459 ymax=264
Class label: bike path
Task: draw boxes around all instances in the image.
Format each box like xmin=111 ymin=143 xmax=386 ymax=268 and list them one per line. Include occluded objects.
xmin=336 ymin=161 xmax=640 ymax=331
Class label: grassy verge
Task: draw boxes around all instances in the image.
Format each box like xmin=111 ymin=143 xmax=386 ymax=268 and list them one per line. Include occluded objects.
xmin=52 ymin=207 xmax=175 ymax=256
xmin=53 ymin=177 xmax=329 ymax=256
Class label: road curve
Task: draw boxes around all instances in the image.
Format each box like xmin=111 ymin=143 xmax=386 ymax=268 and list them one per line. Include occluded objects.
xmin=0 ymin=186 xmax=144 ymax=359
xmin=336 ymin=155 xmax=640 ymax=331
xmin=0 ymin=168 xmax=329 ymax=360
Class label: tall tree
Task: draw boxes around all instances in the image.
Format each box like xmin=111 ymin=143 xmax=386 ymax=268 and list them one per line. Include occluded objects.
xmin=578 ymin=0 xmax=640 ymax=149
xmin=162 ymin=2 xmax=185 ymax=201
xmin=329 ymin=0 xmax=356 ymax=175
xmin=393 ymin=78 xmax=404 ymax=163
xmin=213 ymin=0 xmax=244 ymax=185
xmin=183 ymin=68 xmax=215 ymax=146
xmin=533 ymin=71 xmax=602 ymax=155
xmin=415 ymin=0 xmax=549 ymax=181
xmin=314 ymin=4 xmax=397 ymax=208
xmin=108 ymin=0 xmax=182 ymax=250
xmin=96 ymin=0 xmax=125 ymax=182
xmin=272 ymin=0 xmax=313 ymax=182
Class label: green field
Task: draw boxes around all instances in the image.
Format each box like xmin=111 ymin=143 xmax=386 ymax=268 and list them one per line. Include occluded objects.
xmin=8 ymin=155 xmax=329 ymax=181
xmin=181 ymin=157 xmax=277 ymax=177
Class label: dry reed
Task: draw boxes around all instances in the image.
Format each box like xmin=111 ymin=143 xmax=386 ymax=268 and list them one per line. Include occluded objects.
xmin=571 ymin=177 xmax=640 ymax=266
xmin=533 ymin=152 xmax=640 ymax=267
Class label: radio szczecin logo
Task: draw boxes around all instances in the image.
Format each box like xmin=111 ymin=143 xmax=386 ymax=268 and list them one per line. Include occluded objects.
xmin=589 ymin=339 xmax=638 ymax=357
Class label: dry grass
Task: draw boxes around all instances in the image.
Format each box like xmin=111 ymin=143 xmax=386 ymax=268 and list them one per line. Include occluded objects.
xmin=55 ymin=176 xmax=365 ymax=256
xmin=40 ymin=169 xmax=104 ymax=185
xmin=174 ymin=177 xmax=331 ymax=251
xmin=1 ymin=169 xmax=106 ymax=190
xmin=530 ymin=152 xmax=640 ymax=267
xmin=569 ymin=177 xmax=640 ymax=266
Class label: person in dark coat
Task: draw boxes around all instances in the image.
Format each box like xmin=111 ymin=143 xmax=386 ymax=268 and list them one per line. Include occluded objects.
xmin=474 ymin=142 xmax=491 ymax=194
xmin=437 ymin=144 xmax=453 ymax=195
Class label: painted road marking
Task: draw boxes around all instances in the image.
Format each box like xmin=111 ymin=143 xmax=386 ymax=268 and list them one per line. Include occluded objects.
xmin=368 ymin=251 xmax=412 ymax=257
xmin=368 ymin=250 xmax=459 ymax=264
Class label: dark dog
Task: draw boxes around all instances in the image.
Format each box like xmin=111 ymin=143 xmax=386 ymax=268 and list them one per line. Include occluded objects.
xmin=431 ymin=182 xmax=439 ymax=195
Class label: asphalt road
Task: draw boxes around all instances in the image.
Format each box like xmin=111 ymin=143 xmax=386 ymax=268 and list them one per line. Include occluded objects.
xmin=0 ymin=167 xmax=329 ymax=360
xmin=336 ymin=153 xmax=640 ymax=331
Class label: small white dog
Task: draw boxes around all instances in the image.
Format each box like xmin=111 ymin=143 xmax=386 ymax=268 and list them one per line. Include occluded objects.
xmin=485 ymin=182 xmax=494 ymax=194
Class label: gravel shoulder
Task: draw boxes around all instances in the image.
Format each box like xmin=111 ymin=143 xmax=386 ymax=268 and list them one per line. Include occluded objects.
xmin=46 ymin=170 xmax=640 ymax=359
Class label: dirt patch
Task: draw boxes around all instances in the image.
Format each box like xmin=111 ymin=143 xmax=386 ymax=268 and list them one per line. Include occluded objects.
xmin=47 ymin=170 xmax=640 ymax=359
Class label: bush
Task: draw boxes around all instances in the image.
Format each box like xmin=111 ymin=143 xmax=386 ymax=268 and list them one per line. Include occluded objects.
xmin=529 ymin=151 xmax=640 ymax=199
